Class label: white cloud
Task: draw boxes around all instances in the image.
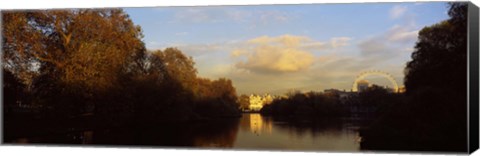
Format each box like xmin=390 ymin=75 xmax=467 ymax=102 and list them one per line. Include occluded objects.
xmin=359 ymin=38 xmax=386 ymax=56
xmin=330 ymin=37 xmax=352 ymax=48
xmin=232 ymin=35 xmax=351 ymax=74
xmin=185 ymin=33 xmax=406 ymax=94
xmin=258 ymin=10 xmax=290 ymax=23
xmin=390 ymin=5 xmax=407 ymax=19
xmin=149 ymin=43 xmax=229 ymax=58
xmin=175 ymin=44 xmax=224 ymax=56
xmin=235 ymin=45 xmax=315 ymax=73
xmin=386 ymin=25 xmax=418 ymax=43
xmin=246 ymin=35 xmax=351 ymax=51
xmin=247 ymin=35 xmax=309 ymax=47
xmin=230 ymin=49 xmax=248 ymax=57
xmin=358 ymin=23 xmax=419 ymax=58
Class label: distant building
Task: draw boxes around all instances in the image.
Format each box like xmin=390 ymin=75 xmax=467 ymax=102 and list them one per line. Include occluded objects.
xmin=249 ymin=95 xmax=264 ymax=111
xmin=357 ymin=80 xmax=369 ymax=92
xmin=248 ymin=94 xmax=276 ymax=111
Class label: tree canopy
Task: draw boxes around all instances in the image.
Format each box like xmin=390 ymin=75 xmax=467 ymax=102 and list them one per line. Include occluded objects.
xmin=2 ymin=9 xmax=240 ymax=129
xmin=3 ymin=9 xmax=146 ymax=92
xmin=361 ymin=3 xmax=469 ymax=152
xmin=404 ymin=3 xmax=467 ymax=94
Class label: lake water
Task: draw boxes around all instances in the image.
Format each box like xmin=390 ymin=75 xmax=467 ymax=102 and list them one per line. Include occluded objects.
xmin=10 ymin=113 xmax=361 ymax=152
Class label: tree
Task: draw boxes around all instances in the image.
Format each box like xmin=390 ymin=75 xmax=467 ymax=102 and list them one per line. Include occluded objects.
xmin=3 ymin=69 xmax=28 ymax=113
xmin=404 ymin=3 xmax=467 ymax=94
xmin=2 ymin=9 xmax=145 ymax=92
xmin=210 ymin=78 xmax=237 ymax=104
xmin=151 ymin=48 xmax=198 ymax=93
xmin=403 ymin=3 xmax=467 ymax=146
xmin=2 ymin=9 xmax=242 ymax=129
xmin=238 ymin=94 xmax=250 ymax=110
xmin=194 ymin=77 xmax=240 ymax=117
xmin=358 ymin=85 xmax=390 ymax=107
xmin=361 ymin=3 xmax=468 ymax=152
xmin=2 ymin=9 xmax=146 ymax=119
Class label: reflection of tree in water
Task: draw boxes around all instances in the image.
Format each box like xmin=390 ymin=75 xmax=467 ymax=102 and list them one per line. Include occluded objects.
xmin=239 ymin=114 xmax=251 ymax=131
xmin=10 ymin=131 xmax=94 ymax=145
xmin=192 ymin=119 xmax=241 ymax=148
xmin=270 ymin=117 xmax=345 ymax=139
xmin=250 ymin=114 xmax=273 ymax=135
xmin=10 ymin=119 xmax=241 ymax=148
xmin=89 ymin=119 xmax=241 ymax=148
xmin=240 ymin=113 xmax=348 ymax=138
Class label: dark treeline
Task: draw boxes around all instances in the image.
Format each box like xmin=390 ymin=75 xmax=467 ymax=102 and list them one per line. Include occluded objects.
xmin=360 ymin=3 xmax=468 ymax=152
xmin=260 ymin=91 xmax=347 ymax=120
xmin=259 ymin=85 xmax=404 ymax=123
xmin=355 ymin=85 xmax=406 ymax=122
xmin=2 ymin=9 xmax=239 ymax=140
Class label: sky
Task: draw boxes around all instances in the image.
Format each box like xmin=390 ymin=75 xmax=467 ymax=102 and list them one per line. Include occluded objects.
xmin=124 ymin=2 xmax=450 ymax=95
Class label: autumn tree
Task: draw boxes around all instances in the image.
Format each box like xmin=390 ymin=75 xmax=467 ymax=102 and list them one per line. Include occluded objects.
xmin=151 ymin=48 xmax=198 ymax=93
xmin=2 ymin=9 xmax=241 ymax=128
xmin=238 ymin=94 xmax=250 ymax=110
xmin=3 ymin=10 xmax=144 ymax=90
xmin=2 ymin=9 xmax=146 ymax=118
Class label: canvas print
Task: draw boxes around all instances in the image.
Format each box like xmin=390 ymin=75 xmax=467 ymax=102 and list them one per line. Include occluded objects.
xmin=1 ymin=2 xmax=471 ymax=153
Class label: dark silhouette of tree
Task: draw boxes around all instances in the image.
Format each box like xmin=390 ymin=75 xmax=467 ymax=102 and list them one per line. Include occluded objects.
xmin=358 ymin=85 xmax=394 ymax=109
xmin=404 ymin=2 xmax=467 ymax=151
xmin=405 ymin=3 xmax=467 ymax=94
xmin=3 ymin=69 xmax=28 ymax=114
xmin=260 ymin=92 xmax=346 ymax=120
xmin=362 ymin=3 xmax=468 ymax=152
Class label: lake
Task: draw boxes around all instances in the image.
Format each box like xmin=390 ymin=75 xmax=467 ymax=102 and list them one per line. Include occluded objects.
xmin=9 ymin=113 xmax=362 ymax=152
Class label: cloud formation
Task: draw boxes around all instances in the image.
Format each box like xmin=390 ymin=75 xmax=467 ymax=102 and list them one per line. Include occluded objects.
xmin=390 ymin=5 xmax=407 ymax=19
xmin=236 ymin=45 xmax=315 ymax=73
xmin=386 ymin=25 xmax=419 ymax=43
xmin=232 ymin=35 xmax=351 ymax=74
xmin=359 ymin=24 xmax=418 ymax=58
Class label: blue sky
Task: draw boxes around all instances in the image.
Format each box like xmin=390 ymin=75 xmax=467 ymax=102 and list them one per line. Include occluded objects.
xmin=124 ymin=2 xmax=450 ymax=95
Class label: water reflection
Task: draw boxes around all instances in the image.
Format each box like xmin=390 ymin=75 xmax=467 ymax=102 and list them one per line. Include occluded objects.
xmin=8 ymin=114 xmax=360 ymax=152
xmin=82 ymin=131 xmax=93 ymax=144
xmin=191 ymin=120 xmax=240 ymax=147
xmin=249 ymin=114 xmax=272 ymax=135
xmin=234 ymin=114 xmax=360 ymax=151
